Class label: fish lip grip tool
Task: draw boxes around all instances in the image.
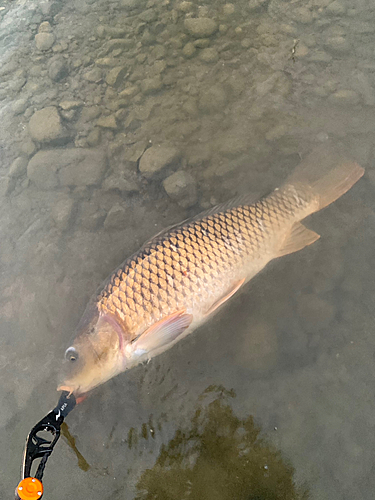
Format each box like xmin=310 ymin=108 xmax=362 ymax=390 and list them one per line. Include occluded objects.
xmin=15 ymin=391 xmax=76 ymax=500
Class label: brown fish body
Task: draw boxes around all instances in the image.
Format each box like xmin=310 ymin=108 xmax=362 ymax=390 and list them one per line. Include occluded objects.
xmin=98 ymin=184 xmax=316 ymax=341
xmin=59 ymin=150 xmax=364 ymax=396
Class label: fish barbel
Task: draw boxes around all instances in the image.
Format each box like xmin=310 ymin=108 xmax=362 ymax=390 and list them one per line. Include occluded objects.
xmin=58 ymin=147 xmax=364 ymax=396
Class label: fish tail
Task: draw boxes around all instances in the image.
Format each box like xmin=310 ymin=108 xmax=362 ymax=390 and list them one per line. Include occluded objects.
xmin=286 ymin=144 xmax=364 ymax=213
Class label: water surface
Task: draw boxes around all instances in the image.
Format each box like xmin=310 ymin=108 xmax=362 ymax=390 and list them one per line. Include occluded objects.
xmin=0 ymin=0 xmax=374 ymax=498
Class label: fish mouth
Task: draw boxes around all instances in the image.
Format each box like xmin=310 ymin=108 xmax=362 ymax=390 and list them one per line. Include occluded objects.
xmin=58 ymin=384 xmax=88 ymax=404
xmin=57 ymin=385 xmax=76 ymax=397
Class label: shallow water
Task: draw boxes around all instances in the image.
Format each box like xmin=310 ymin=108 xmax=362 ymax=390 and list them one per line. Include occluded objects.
xmin=1 ymin=0 xmax=374 ymax=498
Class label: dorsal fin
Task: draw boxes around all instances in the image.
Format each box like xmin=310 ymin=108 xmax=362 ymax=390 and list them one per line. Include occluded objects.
xmin=149 ymin=192 xmax=260 ymax=243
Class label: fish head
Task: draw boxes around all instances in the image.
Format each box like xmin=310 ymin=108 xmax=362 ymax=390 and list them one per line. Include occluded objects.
xmin=58 ymin=306 xmax=124 ymax=396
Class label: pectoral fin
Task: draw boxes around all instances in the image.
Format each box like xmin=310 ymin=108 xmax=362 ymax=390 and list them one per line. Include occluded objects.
xmin=277 ymin=222 xmax=320 ymax=258
xmin=204 ymin=278 xmax=245 ymax=316
xmin=130 ymin=310 xmax=193 ymax=357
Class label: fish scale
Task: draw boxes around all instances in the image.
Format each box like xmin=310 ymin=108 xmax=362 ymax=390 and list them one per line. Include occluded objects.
xmin=96 ymin=185 xmax=314 ymax=340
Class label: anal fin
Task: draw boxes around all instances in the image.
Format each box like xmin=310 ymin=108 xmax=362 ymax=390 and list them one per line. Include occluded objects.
xmin=204 ymin=278 xmax=245 ymax=317
xmin=277 ymin=222 xmax=320 ymax=258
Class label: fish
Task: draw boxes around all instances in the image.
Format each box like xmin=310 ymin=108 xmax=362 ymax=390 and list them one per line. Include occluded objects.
xmin=58 ymin=146 xmax=364 ymax=396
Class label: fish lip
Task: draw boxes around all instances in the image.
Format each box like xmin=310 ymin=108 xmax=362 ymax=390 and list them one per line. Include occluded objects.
xmin=57 ymin=385 xmax=88 ymax=405
xmin=57 ymin=385 xmax=76 ymax=397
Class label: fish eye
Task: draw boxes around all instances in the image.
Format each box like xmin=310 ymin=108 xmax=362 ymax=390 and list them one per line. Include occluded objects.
xmin=65 ymin=347 xmax=79 ymax=362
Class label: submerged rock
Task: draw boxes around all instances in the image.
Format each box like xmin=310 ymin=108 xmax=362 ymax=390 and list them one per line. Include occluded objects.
xmin=139 ymin=145 xmax=180 ymax=178
xmin=103 ymin=172 xmax=139 ymax=193
xmin=35 ymin=32 xmax=55 ymax=51
xmin=12 ymin=98 xmax=29 ymax=115
xmin=163 ymin=170 xmax=198 ymax=208
xmin=51 ymin=196 xmax=76 ymax=230
xmin=106 ymin=66 xmax=128 ymax=87
xmin=83 ymin=67 xmax=103 ymax=82
xmin=103 ymin=203 xmax=128 ymax=230
xmin=184 ymin=18 xmax=218 ymax=38
xmin=141 ymin=76 xmax=163 ymax=95
xmin=8 ymin=157 xmax=28 ymax=179
xmin=28 ymin=106 xmax=69 ymax=144
xmin=96 ymin=114 xmax=118 ymax=129
xmin=199 ymin=48 xmax=219 ymax=63
xmin=27 ymin=148 xmax=107 ymax=189
xmin=183 ymin=42 xmax=196 ymax=58
xmin=48 ymin=56 xmax=69 ymax=81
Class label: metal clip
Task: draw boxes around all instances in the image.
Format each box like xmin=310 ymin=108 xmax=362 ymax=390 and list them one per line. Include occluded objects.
xmin=16 ymin=391 xmax=76 ymax=499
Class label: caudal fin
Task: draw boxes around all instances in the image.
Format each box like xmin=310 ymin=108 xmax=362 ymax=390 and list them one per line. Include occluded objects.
xmin=286 ymin=144 xmax=364 ymax=212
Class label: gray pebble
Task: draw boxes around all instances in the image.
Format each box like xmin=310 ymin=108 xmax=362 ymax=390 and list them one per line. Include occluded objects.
xmin=35 ymin=32 xmax=55 ymax=51
xmin=163 ymin=170 xmax=198 ymax=208
xmin=182 ymin=42 xmax=196 ymax=58
xmin=247 ymin=0 xmax=267 ymax=10
xmin=139 ymin=8 xmax=157 ymax=23
xmin=28 ymin=106 xmax=68 ymax=144
xmin=21 ymin=139 xmax=36 ymax=157
xmin=86 ymin=128 xmax=101 ymax=147
xmin=313 ymin=0 xmax=331 ymax=5
xmin=9 ymin=72 xmax=27 ymax=93
xmin=0 ymin=177 xmax=15 ymax=197
xmin=118 ymin=86 xmax=139 ymax=98
xmin=182 ymin=98 xmax=199 ymax=116
xmin=324 ymin=36 xmax=350 ymax=53
xmin=83 ymin=67 xmax=103 ymax=82
xmin=51 ymin=197 xmax=75 ymax=230
xmin=199 ymin=48 xmax=219 ymax=63
xmin=59 ymin=100 xmax=83 ymax=111
xmin=52 ymin=41 xmax=69 ymax=53
xmin=38 ymin=21 xmax=52 ymax=33
xmin=9 ymin=157 xmax=28 ymax=179
xmin=265 ymin=124 xmax=288 ymax=141
xmin=151 ymin=45 xmax=167 ymax=60
xmin=72 ymin=59 xmax=83 ymax=69
xmin=78 ymin=201 xmax=106 ymax=230
xmin=241 ymin=38 xmax=252 ymax=49
xmin=103 ymin=39 xmax=134 ymax=55
xmin=350 ymin=71 xmax=375 ymax=106
xmin=104 ymin=203 xmax=128 ymax=230
xmin=102 ymin=172 xmax=139 ymax=193
xmin=80 ymin=106 xmax=102 ymax=122
xmin=106 ymin=66 xmax=128 ymax=87
xmin=293 ymin=7 xmax=313 ymax=24
xmin=60 ymin=109 xmax=77 ymax=121
xmin=184 ymin=18 xmax=218 ymax=38
xmin=12 ymin=98 xmax=29 ymax=115
xmin=27 ymin=148 xmax=107 ymax=189
xmin=326 ymin=0 xmax=347 ymax=15
xmin=330 ymin=89 xmax=360 ymax=105
xmin=223 ymin=3 xmax=235 ymax=15
xmin=123 ymin=140 xmax=148 ymax=162
xmin=194 ymin=38 xmax=210 ymax=48
xmin=178 ymin=1 xmax=194 ymax=12
xmin=141 ymin=76 xmax=163 ymax=95
xmin=96 ymin=114 xmax=118 ymax=129
xmin=48 ymin=56 xmax=69 ymax=81
xmin=121 ymin=0 xmax=138 ymax=10
xmin=139 ymin=144 xmax=180 ymax=177
xmin=294 ymin=42 xmax=309 ymax=58
xmin=95 ymin=57 xmax=119 ymax=68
